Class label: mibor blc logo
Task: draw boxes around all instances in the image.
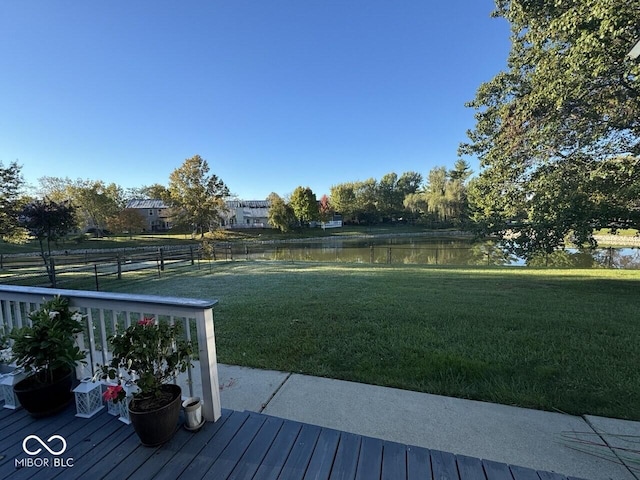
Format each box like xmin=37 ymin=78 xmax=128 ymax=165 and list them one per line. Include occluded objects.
xmin=15 ymin=435 xmax=74 ymax=468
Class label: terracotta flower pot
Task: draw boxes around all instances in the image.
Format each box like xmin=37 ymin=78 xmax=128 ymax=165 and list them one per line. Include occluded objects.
xmin=128 ymin=384 xmax=182 ymax=447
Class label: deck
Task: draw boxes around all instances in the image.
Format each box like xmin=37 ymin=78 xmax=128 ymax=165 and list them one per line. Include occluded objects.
xmin=0 ymin=404 xmax=585 ymax=480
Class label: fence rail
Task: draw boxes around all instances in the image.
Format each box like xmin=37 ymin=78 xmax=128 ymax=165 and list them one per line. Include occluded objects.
xmin=0 ymin=285 xmax=221 ymax=422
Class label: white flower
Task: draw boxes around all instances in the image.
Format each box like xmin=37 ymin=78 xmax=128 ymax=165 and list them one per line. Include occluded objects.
xmin=71 ymin=312 xmax=84 ymax=322
xmin=0 ymin=348 xmax=12 ymax=364
xmin=49 ymin=311 xmax=59 ymax=319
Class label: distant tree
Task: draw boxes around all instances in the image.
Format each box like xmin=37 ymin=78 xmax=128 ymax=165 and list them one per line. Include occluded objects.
xmin=168 ymin=155 xmax=229 ymax=237
xmin=376 ymin=173 xmax=400 ymax=220
xmin=403 ymin=192 xmax=428 ymax=221
xmin=424 ymin=167 xmax=449 ymax=222
xmin=0 ymin=161 xmax=26 ymax=241
xmin=19 ymin=200 xmax=76 ymax=285
xmin=107 ymin=209 xmax=147 ymax=238
xmin=68 ymin=180 xmax=124 ymax=236
xmin=318 ymin=194 xmax=332 ymax=222
xmin=448 ymin=160 xmax=471 ymax=182
xmin=140 ymin=183 xmax=171 ymax=202
xmin=37 ymin=176 xmax=71 ymax=203
xmin=289 ymin=187 xmax=319 ymax=226
xmin=396 ymin=171 xmax=423 ymax=196
xmin=329 ymin=183 xmax=357 ymax=222
xmin=376 ymin=171 xmax=424 ymax=221
xmin=267 ymin=193 xmax=296 ymax=232
xmin=421 ymin=165 xmax=471 ymax=226
xmin=37 ymin=177 xmax=125 ymax=235
xmin=353 ymin=178 xmax=378 ymax=224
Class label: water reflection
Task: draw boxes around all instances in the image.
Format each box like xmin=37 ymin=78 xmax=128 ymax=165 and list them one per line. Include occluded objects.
xmin=237 ymin=238 xmax=640 ymax=269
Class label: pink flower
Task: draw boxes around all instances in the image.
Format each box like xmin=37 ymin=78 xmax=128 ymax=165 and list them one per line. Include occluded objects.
xmin=103 ymin=385 xmax=123 ymax=402
xmin=138 ymin=317 xmax=155 ymax=327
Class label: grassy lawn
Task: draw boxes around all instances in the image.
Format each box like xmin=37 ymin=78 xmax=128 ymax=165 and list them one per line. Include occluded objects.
xmin=72 ymin=261 xmax=640 ymax=421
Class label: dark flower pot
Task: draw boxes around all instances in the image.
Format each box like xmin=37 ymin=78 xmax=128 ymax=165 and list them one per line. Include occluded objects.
xmin=128 ymin=384 xmax=182 ymax=447
xmin=13 ymin=368 xmax=74 ymax=418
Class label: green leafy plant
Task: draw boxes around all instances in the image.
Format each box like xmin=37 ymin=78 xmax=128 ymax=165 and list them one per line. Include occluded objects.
xmin=10 ymin=296 xmax=86 ymax=383
xmin=98 ymin=317 xmax=192 ymax=404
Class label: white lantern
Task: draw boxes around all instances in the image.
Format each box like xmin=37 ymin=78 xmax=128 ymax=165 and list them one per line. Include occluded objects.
xmin=73 ymin=378 xmax=105 ymax=418
xmin=118 ymin=381 xmax=137 ymax=425
xmin=0 ymin=370 xmax=26 ymax=410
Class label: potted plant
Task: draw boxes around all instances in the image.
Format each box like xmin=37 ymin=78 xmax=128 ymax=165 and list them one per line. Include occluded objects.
xmin=10 ymin=296 xmax=86 ymax=417
xmin=98 ymin=316 xmax=192 ymax=447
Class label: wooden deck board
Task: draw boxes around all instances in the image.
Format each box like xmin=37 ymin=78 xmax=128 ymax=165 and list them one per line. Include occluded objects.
xmin=303 ymin=428 xmax=341 ymax=480
xmin=228 ymin=416 xmax=284 ymax=480
xmin=0 ymin=405 xmax=589 ymax=480
xmin=458 ymin=455 xmax=487 ymax=480
xmin=277 ymin=423 xmax=322 ymax=479
xmin=407 ymin=445 xmax=432 ymax=479
xmin=431 ymin=449 xmax=460 ymax=479
xmin=252 ymin=418 xmax=303 ymax=480
xmin=482 ymin=459 xmax=515 ymax=480
xmin=354 ymin=436 xmax=383 ymax=480
xmin=329 ymin=432 xmax=362 ymax=480
xmin=175 ymin=410 xmax=249 ymax=480
xmin=381 ymin=440 xmax=407 ymax=480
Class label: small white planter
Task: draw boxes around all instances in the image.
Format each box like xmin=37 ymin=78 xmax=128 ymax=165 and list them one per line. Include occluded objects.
xmin=182 ymin=396 xmax=204 ymax=430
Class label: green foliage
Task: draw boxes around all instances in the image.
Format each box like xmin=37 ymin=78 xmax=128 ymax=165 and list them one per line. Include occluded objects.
xmin=107 ymin=209 xmax=147 ymax=237
xmin=462 ymin=0 xmax=640 ymax=256
xmin=415 ymin=163 xmax=472 ymax=227
xmin=38 ymin=177 xmax=126 ymax=234
xmin=168 ymin=155 xmax=229 ymax=237
xmin=98 ymin=318 xmax=192 ymax=402
xmin=329 ymin=171 xmax=424 ymax=225
xmin=289 ymin=186 xmax=319 ymax=226
xmin=10 ymin=296 xmax=86 ymax=384
xmin=267 ymin=193 xmax=296 ymax=232
xmin=0 ymin=161 xmax=26 ymax=241
xmin=329 ymin=183 xmax=357 ymax=221
xmin=19 ymin=199 xmax=76 ymax=283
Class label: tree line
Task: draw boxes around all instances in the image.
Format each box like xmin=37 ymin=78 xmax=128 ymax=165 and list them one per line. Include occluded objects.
xmin=265 ymin=160 xmax=473 ymax=232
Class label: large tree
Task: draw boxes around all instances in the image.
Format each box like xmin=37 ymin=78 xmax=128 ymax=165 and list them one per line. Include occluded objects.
xmin=19 ymin=200 xmax=76 ymax=285
xmin=461 ymin=0 xmax=640 ymax=257
xmin=168 ymin=155 xmax=229 ymax=237
xmin=38 ymin=177 xmax=125 ymax=235
xmin=0 ymin=161 xmax=26 ymax=241
xmin=267 ymin=193 xmax=296 ymax=232
xmin=329 ymin=183 xmax=357 ymax=222
xmin=289 ymin=186 xmax=319 ymax=226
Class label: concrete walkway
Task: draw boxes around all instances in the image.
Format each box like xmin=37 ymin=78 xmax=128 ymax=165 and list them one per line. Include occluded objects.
xmin=212 ymin=364 xmax=639 ymax=480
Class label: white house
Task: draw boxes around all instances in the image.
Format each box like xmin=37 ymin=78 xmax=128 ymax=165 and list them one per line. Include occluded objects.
xmin=220 ymin=200 xmax=271 ymax=229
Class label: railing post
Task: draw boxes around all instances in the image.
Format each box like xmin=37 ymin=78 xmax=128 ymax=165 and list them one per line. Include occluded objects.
xmin=50 ymin=258 xmax=57 ymax=288
xmin=195 ymin=307 xmax=222 ymax=422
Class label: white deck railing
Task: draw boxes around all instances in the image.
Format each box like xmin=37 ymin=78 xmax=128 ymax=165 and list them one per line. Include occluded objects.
xmin=0 ymin=285 xmax=222 ymax=422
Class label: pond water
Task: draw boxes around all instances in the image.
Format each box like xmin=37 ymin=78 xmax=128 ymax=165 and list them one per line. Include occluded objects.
xmin=230 ymin=237 xmax=640 ymax=269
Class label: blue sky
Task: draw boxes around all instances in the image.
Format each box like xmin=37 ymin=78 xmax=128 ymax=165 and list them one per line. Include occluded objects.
xmin=0 ymin=1 xmax=511 ymax=200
